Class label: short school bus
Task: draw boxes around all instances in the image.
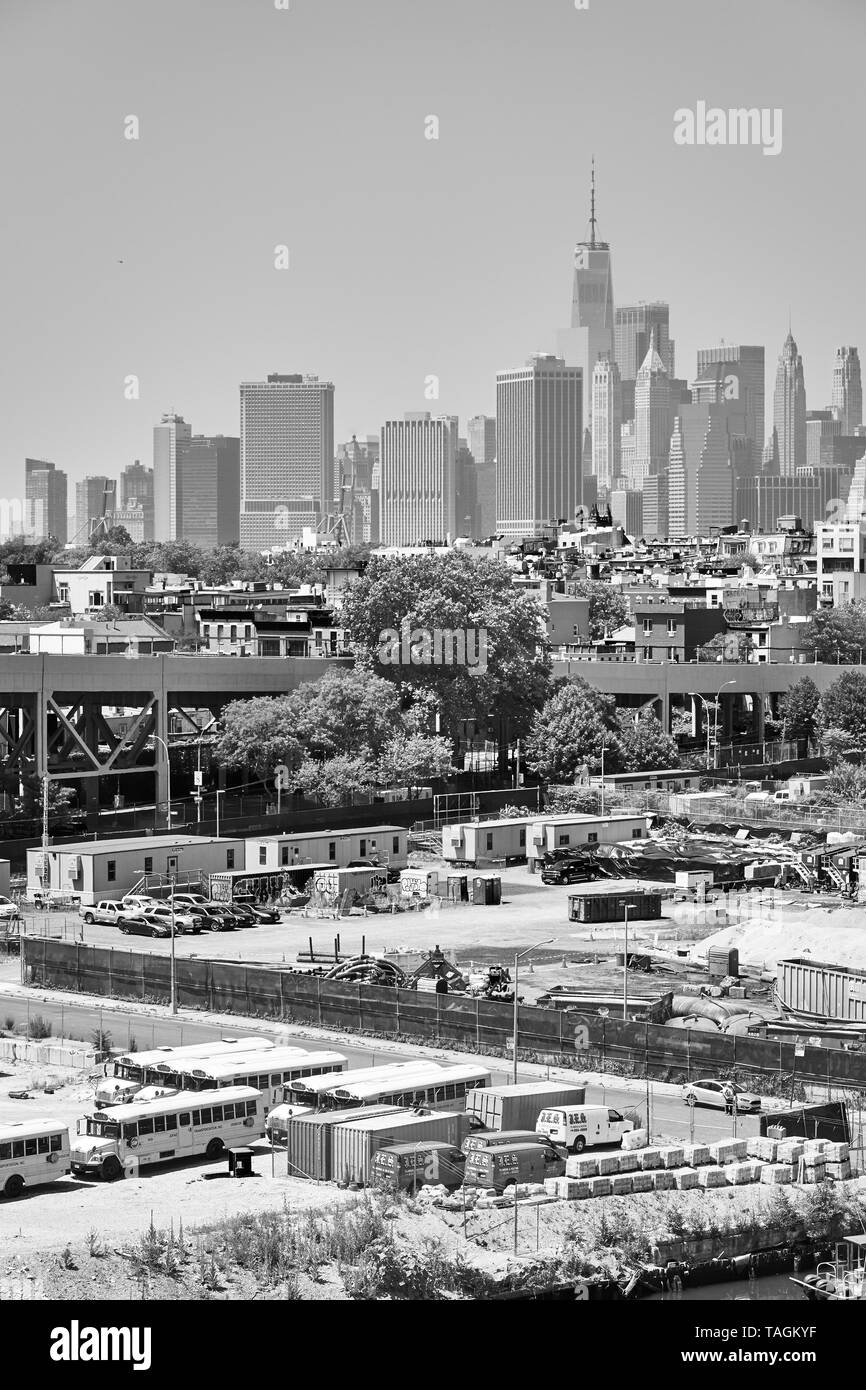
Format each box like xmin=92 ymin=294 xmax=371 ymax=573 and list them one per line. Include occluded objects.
xmin=1 ymin=1119 xmax=71 ymax=1198
xmin=71 ymin=1086 xmax=265 ymax=1180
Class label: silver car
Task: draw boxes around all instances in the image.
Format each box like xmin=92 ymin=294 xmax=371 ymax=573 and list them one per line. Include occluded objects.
xmin=683 ymin=1078 xmax=762 ymax=1113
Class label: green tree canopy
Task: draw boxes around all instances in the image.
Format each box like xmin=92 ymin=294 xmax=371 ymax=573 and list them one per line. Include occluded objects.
xmin=525 ymin=677 xmax=617 ymax=782
xmin=778 ymin=676 xmax=820 ymax=743
xmin=801 ymin=603 xmax=866 ymax=665
xmin=213 ymin=696 xmax=302 ymax=780
xmin=570 ymin=579 xmax=629 ymax=640
xmin=818 ymin=671 xmax=866 ymax=747
xmin=341 ymin=551 xmax=550 ymax=743
xmin=614 ymin=711 xmax=680 ymax=773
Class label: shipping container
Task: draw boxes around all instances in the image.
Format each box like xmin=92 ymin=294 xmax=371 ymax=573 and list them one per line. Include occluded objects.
xmin=465 ymin=1083 xmax=586 ymax=1133
xmin=283 ymin=1105 xmax=403 ymax=1181
xmin=331 ymin=1110 xmax=471 ymax=1185
xmin=311 ymin=867 xmax=389 ymax=900
xmin=567 ymin=886 xmax=662 ymax=923
xmin=776 ymin=958 xmax=866 ymax=1025
xmin=528 ymin=813 xmax=651 ymax=866
xmin=372 ymin=1141 xmax=466 ymax=1192
xmin=209 ymin=865 xmax=330 ymax=904
xmin=245 ymin=827 xmax=408 ymax=872
xmin=399 ymin=868 xmax=440 ymax=899
xmin=441 ymin=819 xmax=530 ymax=866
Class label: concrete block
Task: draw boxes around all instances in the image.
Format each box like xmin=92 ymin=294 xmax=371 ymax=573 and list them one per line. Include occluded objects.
xmin=682 ymin=1143 xmax=711 ymax=1167
xmin=566 ymin=1155 xmax=599 ymax=1179
xmin=589 ymin=1176 xmax=612 ymax=1197
xmin=662 ymin=1146 xmax=685 ymax=1169
xmin=597 ymin=1153 xmax=620 ymax=1176
xmin=611 ymin=1173 xmax=634 ymax=1196
xmin=673 ymin=1168 xmax=700 ymax=1190
xmin=653 ymin=1170 xmax=676 ymax=1191
xmin=699 ymin=1167 xmax=728 ymax=1188
xmin=622 ymin=1128 xmax=648 ymax=1151
xmin=631 ymin=1172 xmax=653 ymax=1193
xmin=638 ymin=1147 xmax=662 ymax=1170
xmin=544 ymin=1177 xmax=561 ymax=1197
xmin=761 ymin=1163 xmax=793 ymax=1185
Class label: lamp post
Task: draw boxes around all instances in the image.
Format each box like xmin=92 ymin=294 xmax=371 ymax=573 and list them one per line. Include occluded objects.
xmin=622 ymin=904 xmax=630 ymax=1020
xmin=512 ymin=938 xmax=556 ymax=1085
xmin=689 ymin=692 xmax=713 ymax=770
xmin=194 ymin=718 xmax=219 ymax=826
xmin=600 ymin=742 xmax=607 ymax=817
xmin=169 ymin=862 xmax=179 ymax=1017
xmin=150 ymin=734 xmax=173 ymax=832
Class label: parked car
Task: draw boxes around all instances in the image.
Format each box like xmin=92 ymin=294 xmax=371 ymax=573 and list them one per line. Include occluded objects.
xmin=144 ymin=905 xmax=203 ymax=935
xmin=535 ymin=1105 xmax=634 ymax=1154
xmin=235 ymin=898 xmax=280 ymax=924
xmin=79 ymin=900 xmax=145 ymax=927
xmin=227 ymin=902 xmax=260 ymax=926
xmin=121 ymin=894 xmax=161 ymax=914
xmin=540 ymin=861 xmax=594 ymax=886
xmin=0 ymin=896 xmax=21 ymax=921
xmin=116 ymin=914 xmax=170 ymax=939
xmin=682 ymin=1079 xmax=762 ymax=1113
xmin=196 ymin=905 xmax=237 ymax=932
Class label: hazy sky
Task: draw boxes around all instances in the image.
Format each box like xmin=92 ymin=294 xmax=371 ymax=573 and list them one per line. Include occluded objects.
xmin=1 ymin=0 xmax=864 ymax=499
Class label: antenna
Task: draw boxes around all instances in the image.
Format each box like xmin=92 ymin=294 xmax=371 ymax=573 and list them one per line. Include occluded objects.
xmin=589 ymin=157 xmax=597 ymax=249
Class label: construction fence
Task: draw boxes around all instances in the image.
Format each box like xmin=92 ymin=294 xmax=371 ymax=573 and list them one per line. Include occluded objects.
xmin=22 ymin=938 xmax=866 ymax=1093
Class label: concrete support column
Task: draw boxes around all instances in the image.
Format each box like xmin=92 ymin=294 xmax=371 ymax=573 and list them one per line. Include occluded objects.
xmin=691 ymin=694 xmax=702 ymax=740
xmin=721 ymin=694 xmax=734 ymax=742
xmin=752 ymin=696 xmax=766 ymax=743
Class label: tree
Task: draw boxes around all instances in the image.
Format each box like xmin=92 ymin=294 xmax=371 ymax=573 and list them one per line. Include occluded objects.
xmin=91 ymin=525 xmax=133 ymax=552
xmin=696 ymin=630 xmax=753 ymax=662
xmin=570 ymin=579 xmax=629 ymax=640
xmin=291 ymin=753 xmax=372 ymax=807
xmin=818 ymin=671 xmax=866 ymax=747
xmin=213 ymin=697 xmax=301 ymax=780
xmin=287 ymin=667 xmax=402 ymax=760
xmin=614 ymin=711 xmax=680 ymax=773
xmin=341 ymin=551 xmax=550 ymax=745
xmin=375 ymin=732 xmax=455 ymax=791
xmin=777 ymin=676 xmax=820 ymax=744
xmin=801 ymin=602 xmax=866 ymax=665
xmin=816 ymin=760 xmax=866 ymax=805
xmin=525 ymin=678 xmax=617 ymax=782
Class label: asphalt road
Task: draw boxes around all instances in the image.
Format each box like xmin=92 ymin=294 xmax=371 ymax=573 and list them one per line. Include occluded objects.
xmin=0 ymin=991 xmax=761 ymax=1145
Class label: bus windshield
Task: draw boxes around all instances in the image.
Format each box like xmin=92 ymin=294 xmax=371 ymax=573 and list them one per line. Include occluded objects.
xmin=86 ymin=1116 xmax=121 ymax=1139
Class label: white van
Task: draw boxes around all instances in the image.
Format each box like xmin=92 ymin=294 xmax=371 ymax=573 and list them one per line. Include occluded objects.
xmin=536 ymin=1105 xmax=634 ymax=1154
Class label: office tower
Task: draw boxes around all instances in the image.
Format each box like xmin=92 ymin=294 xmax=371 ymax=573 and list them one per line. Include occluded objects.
xmin=153 ymin=413 xmax=192 ymax=541
xmin=455 ymin=445 xmax=480 ymax=536
xmin=667 ymin=419 xmax=686 ymax=536
xmin=75 ymin=476 xmax=117 ymax=544
xmin=239 ymin=373 xmax=334 ymax=549
xmin=557 ymin=162 xmax=615 ymax=438
xmin=763 ymin=428 xmax=780 ymax=473
xmin=174 ymin=435 xmax=240 ymax=547
xmin=615 ymin=303 xmax=674 ymax=380
xmin=642 ymin=472 xmax=668 ymax=539
xmin=737 ymin=467 xmax=853 ymax=534
xmin=467 ymin=415 xmax=496 ymax=464
xmin=590 ymin=355 xmax=622 ymax=492
xmin=634 ymin=342 xmax=672 ymax=483
xmin=609 ymin=488 xmax=643 ymax=538
xmin=806 ymin=413 xmax=842 ymax=470
xmin=619 ymin=420 xmax=638 ymax=486
xmin=832 ymin=347 xmax=863 ymax=436
xmin=378 ymin=412 xmax=458 ymax=546
xmin=467 ymin=414 xmax=497 ymax=533
xmin=670 ymin=404 xmax=738 ymax=534
xmin=773 ymin=332 xmax=807 ymax=476
xmin=695 ymin=345 xmax=765 ymax=472
xmin=24 ymin=459 xmax=67 ymax=544
xmin=495 ymin=355 xmax=582 ymax=539
xmin=335 ymin=436 xmax=379 ymax=545
xmin=119 ymin=460 xmax=154 ymax=541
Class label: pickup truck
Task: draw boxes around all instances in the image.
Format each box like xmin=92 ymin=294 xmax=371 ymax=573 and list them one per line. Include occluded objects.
xmin=79 ymin=900 xmax=146 ymax=926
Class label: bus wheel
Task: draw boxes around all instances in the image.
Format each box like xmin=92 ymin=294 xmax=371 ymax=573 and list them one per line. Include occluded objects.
xmin=4 ymin=1174 xmax=24 ymax=1198
xmin=571 ymin=1136 xmax=586 ymax=1154
xmin=102 ymin=1156 xmax=123 ymax=1182
xmin=206 ymin=1139 xmax=225 ymax=1159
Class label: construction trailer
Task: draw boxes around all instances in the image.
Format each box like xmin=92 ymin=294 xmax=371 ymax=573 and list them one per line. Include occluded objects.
xmin=441 ymin=818 xmax=531 ymax=866
xmin=528 ymin=812 xmax=651 ymax=867
xmin=26 ymin=835 xmax=245 ymax=907
xmin=245 ymin=826 xmax=408 ymax=872
xmin=588 ymin=768 xmax=703 ymax=794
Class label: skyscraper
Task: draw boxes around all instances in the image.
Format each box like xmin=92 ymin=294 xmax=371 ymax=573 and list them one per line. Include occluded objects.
xmin=806 ymin=412 xmax=842 ymax=469
xmin=153 ymin=413 xmax=192 ymax=541
xmin=379 ymin=412 xmax=458 ymax=546
xmin=466 ymin=414 xmax=497 ymax=535
xmin=175 ymin=436 xmax=241 ymax=547
xmin=832 ymin=347 xmax=863 ymax=435
xmin=119 ymin=460 xmax=154 ymax=541
xmin=670 ymin=404 xmax=739 ymax=534
xmin=496 ymin=354 xmax=582 ymax=539
xmin=557 ymin=162 xmax=614 ymax=441
xmin=634 ymin=342 xmax=672 ymax=483
xmin=467 ymin=415 xmax=496 ymax=464
xmin=75 ymin=476 xmax=117 ymax=544
xmin=239 ymin=374 xmax=334 ymax=549
xmin=773 ymin=332 xmax=807 ymax=476
xmin=615 ymin=303 xmax=674 ymax=381
xmin=694 ymin=344 xmax=765 ymax=472
xmin=591 ymin=354 xmax=622 ymax=491
xmin=24 ymin=459 xmax=67 ymax=544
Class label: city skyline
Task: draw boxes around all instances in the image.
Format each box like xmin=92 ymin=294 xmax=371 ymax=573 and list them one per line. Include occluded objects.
xmin=1 ymin=0 xmax=864 ymax=495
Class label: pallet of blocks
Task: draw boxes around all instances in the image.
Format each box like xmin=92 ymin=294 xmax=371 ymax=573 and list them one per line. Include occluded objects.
xmin=653 ymin=1170 xmax=676 ymax=1191
xmin=826 ymin=1160 xmax=852 ymax=1180
xmin=672 ymin=1167 xmax=700 ymax=1190
xmin=566 ymin=1155 xmax=598 ymax=1179
xmin=726 ymin=1161 xmax=754 ymax=1185
xmin=589 ymin=1176 xmax=612 ymax=1197
xmin=825 ymin=1142 xmax=850 ymax=1163
xmin=597 ymin=1153 xmax=620 ymax=1176
xmin=776 ymin=1139 xmax=805 ymax=1163
xmin=617 ymin=1150 xmax=639 ymax=1172
xmin=610 ymin=1173 xmax=633 ymax=1196
xmin=760 ymin=1163 xmax=793 ymax=1184
xmin=747 ymin=1137 xmax=777 ymax=1162
xmin=661 ymin=1146 xmax=685 ymax=1169
xmin=699 ymin=1166 xmax=728 ymax=1188
xmin=636 ymin=1147 xmax=662 ymax=1170
xmin=708 ymin=1138 xmax=748 ymax=1164
xmin=555 ymin=1177 xmax=590 ymax=1200
xmin=681 ymin=1143 xmax=711 ymax=1166
xmin=632 ymin=1171 xmax=653 ymax=1193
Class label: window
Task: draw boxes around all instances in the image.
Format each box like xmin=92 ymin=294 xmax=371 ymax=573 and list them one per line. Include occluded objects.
xmin=50 ymin=1134 xmax=62 ymax=1152
xmin=37 ymin=1136 xmax=49 ymax=1154
xmin=271 ymin=1074 xmax=281 ymax=1087
xmin=519 ymin=828 xmax=526 ymax=847
xmin=667 ymin=647 xmax=677 ymax=661
xmin=245 ymin=1100 xmax=258 ymax=1117
xmin=328 ymin=841 xmax=336 ymax=861
xmin=107 ymin=860 xmax=116 ymax=883
xmin=642 ymin=618 xmax=652 ymax=635
xmin=245 ymin=626 xmax=252 ymax=641
xmin=223 ymin=1104 xmax=235 ymax=1120
xmin=281 ymin=846 xmax=289 ymax=866
xmin=211 ymin=1106 xmax=223 ymax=1122
xmin=138 ymin=1117 xmax=154 ymax=1136
xmin=558 ymin=833 xmax=570 ymax=847
xmin=667 ymin=619 xmax=677 ymax=636
xmin=230 ymin=625 xmax=237 ymax=642
xmin=165 ymin=1115 xmax=177 ymax=1131
xmin=191 ymin=1111 xmax=200 ymax=1125
xmin=179 ymin=1113 xmax=190 ymax=1127
xmin=12 ymin=1141 xmax=24 ymax=1159
xmin=393 ymin=836 xmax=400 ymax=854
xmin=359 ymin=839 xmax=366 ymax=856
xmin=486 ymin=833 xmax=493 ymax=852
xmin=199 ymin=1108 xmax=212 ymax=1124
xmin=144 ymin=857 xmax=153 ymax=874
xmin=259 ymin=847 xmax=267 ymax=866
xmin=154 ymin=1115 xmax=166 ymax=1133
xmin=0 ymin=1143 xmax=9 ymax=1160
xmin=255 ymin=1075 xmax=268 ymax=1090
xmin=226 ymin=850 xmax=235 ymax=869
xmin=587 ymin=832 xmax=598 ymax=843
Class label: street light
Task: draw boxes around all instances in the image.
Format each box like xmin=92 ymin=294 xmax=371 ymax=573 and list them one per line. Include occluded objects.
xmin=622 ymin=904 xmax=630 ymax=1020
xmin=712 ymin=680 xmax=737 ymax=768
xmin=600 ymin=742 xmax=607 ymax=817
xmin=513 ymin=938 xmax=556 ymax=1084
xmin=150 ymin=733 xmax=173 ymax=832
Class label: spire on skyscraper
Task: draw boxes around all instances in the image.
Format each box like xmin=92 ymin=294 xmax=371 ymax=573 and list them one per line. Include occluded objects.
xmin=589 ymin=156 xmax=597 ymax=249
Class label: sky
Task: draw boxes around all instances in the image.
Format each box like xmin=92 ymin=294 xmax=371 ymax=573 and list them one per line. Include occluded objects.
xmin=1 ymin=0 xmax=864 ymax=502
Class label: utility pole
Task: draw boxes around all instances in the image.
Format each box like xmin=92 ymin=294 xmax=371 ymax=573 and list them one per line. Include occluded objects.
xmin=622 ymin=904 xmax=630 ymax=1021
xmin=169 ymin=868 xmax=177 ymax=1016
